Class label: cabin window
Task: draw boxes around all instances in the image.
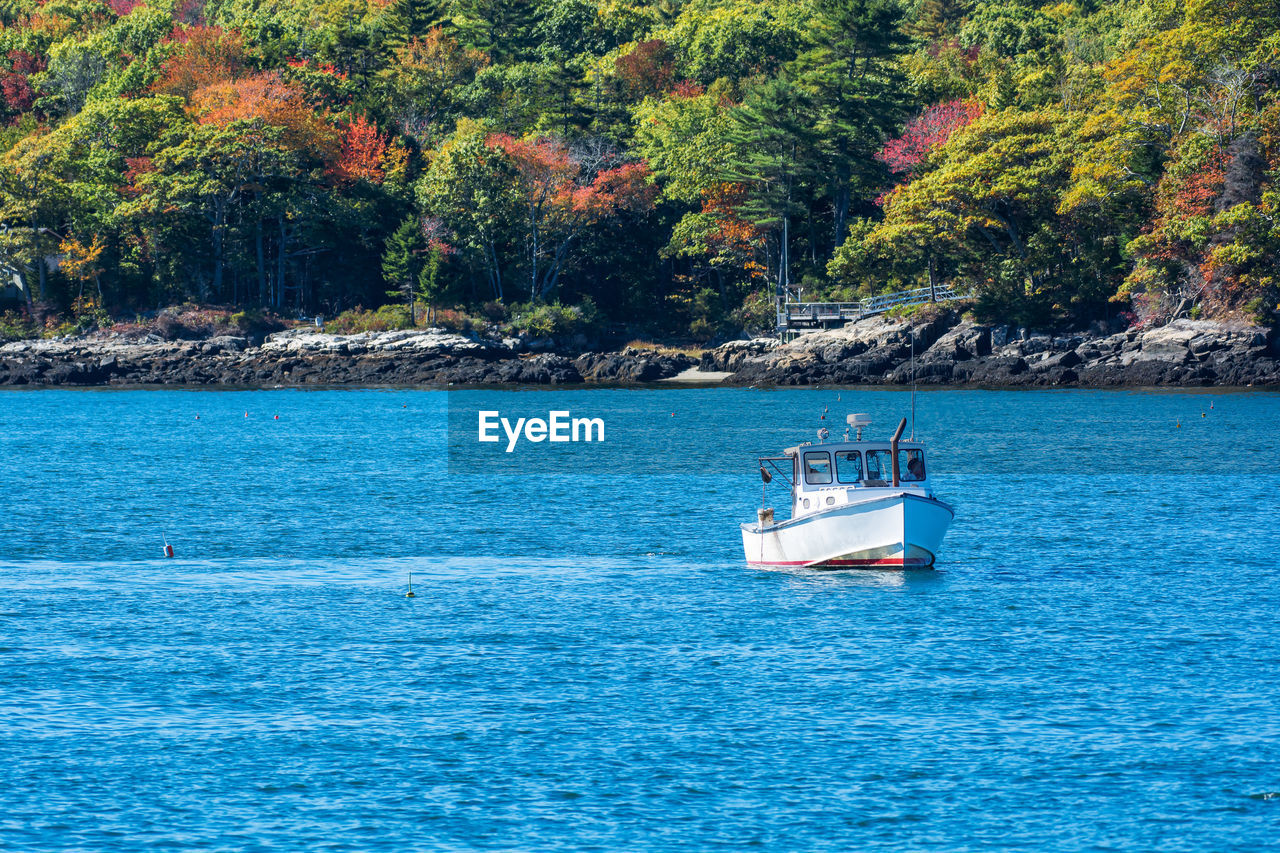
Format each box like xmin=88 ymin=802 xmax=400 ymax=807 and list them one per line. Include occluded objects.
xmin=802 ymin=451 xmax=832 ymax=485
xmin=865 ymin=450 xmax=892 ymax=484
xmin=863 ymin=449 xmax=926 ymax=483
xmin=900 ymin=449 xmax=926 ymax=481
xmin=835 ymin=450 xmax=862 ymax=484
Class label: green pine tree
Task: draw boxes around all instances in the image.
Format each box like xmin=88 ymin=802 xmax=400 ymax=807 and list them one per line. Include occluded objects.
xmin=383 ymin=0 xmax=451 ymax=50
xmin=721 ymin=77 xmax=822 ymax=301
xmin=793 ymin=0 xmax=911 ymax=252
xmin=383 ymin=217 xmax=426 ymax=324
xmin=416 ymin=247 xmax=446 ymax=325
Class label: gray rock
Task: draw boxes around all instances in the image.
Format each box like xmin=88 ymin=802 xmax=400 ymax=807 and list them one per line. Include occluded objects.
xmin=208 ymin=335 xmax=248 ymax=352
xmin=699 ymin=337 xmax=780 ymax=371
xmin=1033 ymin=349 xmax=1082 ymax=372
xmin=925 ymin=321 xmax=990 ymax=361
xmin=969 ymin=357 xmax=1029 ymax=384
xmin=1022 ymin=334 xmax=1053 ymax=355
xmin=575 ymin=351 xmax=694 ymax=382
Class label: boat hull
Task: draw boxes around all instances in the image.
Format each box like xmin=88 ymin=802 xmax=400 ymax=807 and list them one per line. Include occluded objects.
xmin=741 ymin=492 xmax=953 ymax=569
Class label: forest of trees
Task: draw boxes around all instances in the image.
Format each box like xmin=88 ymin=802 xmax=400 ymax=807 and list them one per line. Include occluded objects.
xmin=0 ymin=0 xmax=1276 ymax=339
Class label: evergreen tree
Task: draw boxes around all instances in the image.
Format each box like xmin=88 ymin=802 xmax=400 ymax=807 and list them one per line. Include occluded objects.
xmin=383 ymin=217 xmax=426 ymax=323
xmin=721 ymin=77 xmax=821 ymax=301
xmin=451 ymin=0 xmax=541 ymax=62
xmin=382 ymin=0 xmax=451 ymax=50
xmin=793 ymin=0 xmax=911 ymax=252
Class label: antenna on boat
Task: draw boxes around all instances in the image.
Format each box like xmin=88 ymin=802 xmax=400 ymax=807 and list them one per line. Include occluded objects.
xmin=910 ymin=328 xmax=916 ymax=440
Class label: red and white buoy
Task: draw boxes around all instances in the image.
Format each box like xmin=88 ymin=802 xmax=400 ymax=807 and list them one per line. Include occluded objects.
xmin=163 ymin=534 xmax=174 ymax=559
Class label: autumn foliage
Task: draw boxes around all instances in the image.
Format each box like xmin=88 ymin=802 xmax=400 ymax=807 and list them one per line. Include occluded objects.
xmin=574 ymin=163 xmax=657 ymax=215
xmin=191 ymin=73 xmax=337 ymax=159
xmin=108 ymin=0 xmax=142 ymax=17
xmin=877 ymin=100 xmax=983 ymax=174
xmin=616 ymin=40 xmax=675 ymax=97
xmin=1 ymin=51 xmax=43 ymax=114
xmin=484 ymin=133 xmax=656 ymax=297
xmin=487 ymin=134 xmax=655 ymax=222
xmin=702 ymin=183 xmax=768 ymax=280
xmin=331 ymin=115 xmax=388 ymax=184
xmin=122 ymin=156 xmax=155 ymax=197
xmin=0 ymin=0 xmax=1274 ymax=337
xmin=152 ymin=26 xmax=247 ymax=98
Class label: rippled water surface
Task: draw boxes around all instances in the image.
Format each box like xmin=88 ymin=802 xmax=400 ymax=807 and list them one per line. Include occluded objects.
xmin=2 ymin=387 xmax=1279 ymax=851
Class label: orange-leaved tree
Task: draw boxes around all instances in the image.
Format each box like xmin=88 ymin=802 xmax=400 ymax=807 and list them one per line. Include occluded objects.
xmin=152 ymin=26 xmax=247 ymax=99
xmin=487 ymin=134 xmax=656 ymax=300
xmin=190 ymin=72 xmax=338 ymax=161
xmin=330 ymin=114 xmax=387 ymax=184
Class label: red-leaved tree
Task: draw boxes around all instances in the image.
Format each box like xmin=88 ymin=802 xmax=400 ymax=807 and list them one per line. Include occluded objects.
xmin=877 ymin=100 xmax=983 ymax=174
xmin=616 ymin=40 xmax=674 ymax=97
xmin=2 ymin=50 xmax=44 ymax=115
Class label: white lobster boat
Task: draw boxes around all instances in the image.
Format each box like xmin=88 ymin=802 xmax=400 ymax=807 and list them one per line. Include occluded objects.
xmin=742 ymin=414 xmax=954 ymax=569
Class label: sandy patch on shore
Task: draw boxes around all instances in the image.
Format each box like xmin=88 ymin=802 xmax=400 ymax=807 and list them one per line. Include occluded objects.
xmin=659 ymin=367 xmax=733 ymax=383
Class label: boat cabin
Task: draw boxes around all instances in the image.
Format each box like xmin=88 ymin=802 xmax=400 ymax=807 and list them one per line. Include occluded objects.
xmin=758 ymin=415 xmax=934 ymax=520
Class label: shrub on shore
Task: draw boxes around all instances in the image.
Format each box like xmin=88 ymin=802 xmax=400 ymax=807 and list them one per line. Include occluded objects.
xmin=324 ymin=304 xmax=414 ymax=334
xmin=229 ymin=309 xmax=285 ymax=340
xmin=0 ymin=310 xmax=39 ymax=342
xmin=505 ymin=300 xmax=601 ymax=339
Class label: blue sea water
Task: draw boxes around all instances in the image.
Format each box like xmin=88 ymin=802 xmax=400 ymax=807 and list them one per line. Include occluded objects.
xmin=2 ymin=386 xmax=1279 ymax=851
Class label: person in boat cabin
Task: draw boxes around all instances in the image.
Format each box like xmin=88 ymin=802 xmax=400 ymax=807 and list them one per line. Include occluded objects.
xmin=905 ymin=456 xmax=926 ymax=481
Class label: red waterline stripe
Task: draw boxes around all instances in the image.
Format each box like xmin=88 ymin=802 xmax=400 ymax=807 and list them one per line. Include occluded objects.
xmin=747 ymin=558 xmax=931 ymax=567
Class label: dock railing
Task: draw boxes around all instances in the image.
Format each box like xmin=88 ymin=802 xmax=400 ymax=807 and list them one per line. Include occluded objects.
xmin=777 ymin=283 xmax=970 ymax=337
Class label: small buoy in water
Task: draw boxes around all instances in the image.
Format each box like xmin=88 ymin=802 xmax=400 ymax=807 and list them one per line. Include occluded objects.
xmin=273 ymin=414 xmax=279 ymax=420
xmin=405 ymin=571 xmax=416 ymax=598
xmin=1176 ymin=419 xmax=1181 ymax=428
xmin=244 ymin=411 xmax=249 ymax=418
xmin=195 ymin=415 xmax=200 ymax=420
xmin=670 ymin=412 xmax=675 ymax=417
xmin=163 ymin=535 xmax=174 ymax=558
xmin=1201 ymin=412 xmax=1206 ymax=418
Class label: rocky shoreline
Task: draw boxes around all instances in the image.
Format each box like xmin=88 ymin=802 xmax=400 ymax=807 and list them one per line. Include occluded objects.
xmin=706 ymin=312 xmax=1280 ymax=387
xmin=1 ymin=312 xmax=1277 ymax=388
xmin=0 ymin=328 xmax=698 ymax=387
